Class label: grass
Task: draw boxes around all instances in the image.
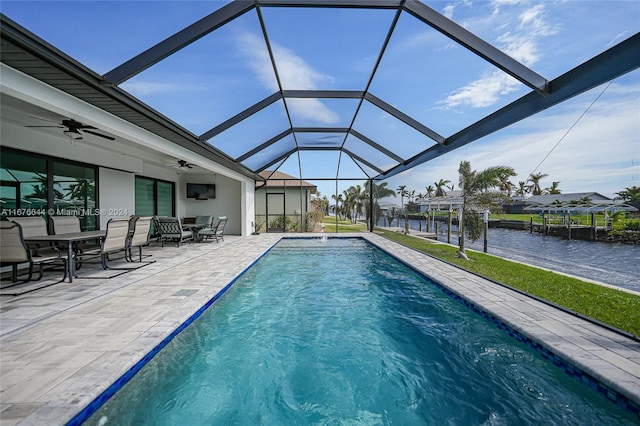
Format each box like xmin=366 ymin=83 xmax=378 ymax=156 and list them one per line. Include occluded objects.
xmin=321 ymin=216 xmax=367 ymax=233
xmin=373 ymin=228 xmax=640 ymax=337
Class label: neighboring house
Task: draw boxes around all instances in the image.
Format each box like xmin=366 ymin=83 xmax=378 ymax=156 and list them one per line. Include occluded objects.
xmin=418 ymin=190 xmax=464 ymax=213
xmin=255 ymin=171 xmax=317 ymax=232
xmin=507 ymin=192 xmax=613 ymax=214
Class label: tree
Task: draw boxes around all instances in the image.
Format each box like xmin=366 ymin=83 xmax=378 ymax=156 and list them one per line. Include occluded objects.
xmin=425 ymin=185 xmax=435 ymax=198
xmin=458 ymin=161 xmax=516 ymax=259
xmin=514 ymin=181 xmax=530 ymax=196
xmin=363 ymin=181 xmax=396 ymax=227
xmin=546 ymin=181 xmax=561 ymax=195
xmin=527 ymin=172 xmax=548 ymax=195
xmin=330 ymin=193 xmax=344 ymax=220
xmin=498 ymin=173 xmax=516 ymax=196
xmin=344 ymin=184 xmax=365 ymax=223
xmin=616 ymin=186 xmax=640 ymax=210
xmin=396 ymin=185 xmax=407 ymax=214
xmin=434 ymin=179 xmax=450 ymax=197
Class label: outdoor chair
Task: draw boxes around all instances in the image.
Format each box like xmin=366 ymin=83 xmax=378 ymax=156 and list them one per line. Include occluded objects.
xmin=7 ymin=216 xmax=51 ymax=252
xmin=127 ymin=216 xmax=154 ymax=262
xmin=0 ymin=221 xmax=69 ymax=283
xmin=79 ymin=218 xmax=130 ymax=270
xmin=195 ymin=215 xmax=213 ymax=227
xmin=50 ymin=215 xmax=101 ymax=256
xmin=199 ymin=216 xmax=227 ymax=243
xmin=155 ymin=217 xmax=193 ymax=247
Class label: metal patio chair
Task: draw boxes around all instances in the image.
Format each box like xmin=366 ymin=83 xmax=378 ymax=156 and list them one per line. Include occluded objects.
xmin=155 ymin=217 xmax=193 ymax=247
xmin=0 ymin=221 xmax=69 ymax=283
xmin=126 ymin=216 xmax=154 ymax=262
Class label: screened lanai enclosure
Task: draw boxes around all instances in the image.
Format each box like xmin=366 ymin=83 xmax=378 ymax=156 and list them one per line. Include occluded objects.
xmin=1 ymin=0 xmax=638 ymax=232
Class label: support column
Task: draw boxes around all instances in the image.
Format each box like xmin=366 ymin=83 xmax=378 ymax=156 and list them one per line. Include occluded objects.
xmin=368 ymin=179 xmax=374 ymax=232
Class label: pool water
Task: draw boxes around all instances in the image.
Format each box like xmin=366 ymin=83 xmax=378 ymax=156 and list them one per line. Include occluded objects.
xmin=86 ymin=238 xmax=636 ymax=425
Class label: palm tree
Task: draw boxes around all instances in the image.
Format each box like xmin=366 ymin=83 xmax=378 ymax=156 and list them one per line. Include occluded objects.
xmin=615 ymin=186 xmax=640 ymax=209
xmin=396 ymin=185 xmax=407 ymax=215
xmin=528 ymin=172 xmax=548 ymax=195
xmin=546 ymin=181 xmax=561 ymax=195
xmin=425 ymin=185 xmax=435 ymax=198
xmin=514 ymin=181 xmax=530 ymax=196
xmin=344 ymin=184 xmax=365 ymax=223
xmin=364 ymin=181 xmax=396 ymax=227
xmin=498 ymin=173 xmax=515 ymax=196
xmin=434 ymin=179 xmax=450 ymax=197
xmin=331 ymin=193 xmax=344 ymax=220
xmin=458 ymin=161 xmax=516 ymax=259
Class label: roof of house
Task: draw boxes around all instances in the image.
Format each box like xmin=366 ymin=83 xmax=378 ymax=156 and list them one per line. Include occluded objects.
xmin=257 ymin=171 xmax=317 ymax=190
xmin=523 ymin=192 xmax=612 ymax=205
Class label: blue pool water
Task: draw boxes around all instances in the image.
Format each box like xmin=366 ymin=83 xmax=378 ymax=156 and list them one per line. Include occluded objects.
xmin=85 ymin=238 xmax=637 ymax=425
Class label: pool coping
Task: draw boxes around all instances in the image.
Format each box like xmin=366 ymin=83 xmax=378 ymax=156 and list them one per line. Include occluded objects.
xmin=1 ymin=233 xmax=639 ymax=424
xmin=362 ymin=235 xmax=640 ymax=415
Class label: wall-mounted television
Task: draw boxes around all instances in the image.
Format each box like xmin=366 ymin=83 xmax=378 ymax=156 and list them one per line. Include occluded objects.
xmin=186 ymin=183 xmax=216 ymax=199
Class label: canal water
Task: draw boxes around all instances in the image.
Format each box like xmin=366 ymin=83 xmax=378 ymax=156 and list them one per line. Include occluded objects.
xmin=386 ymin=218 xmax=640 ymax=293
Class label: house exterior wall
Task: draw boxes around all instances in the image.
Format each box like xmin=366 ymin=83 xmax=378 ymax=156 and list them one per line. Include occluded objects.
xmin=255 ymin=187 xmax=311 ymax=231
xmin=2 ymin=65 xmax=256 ymax=236
xmin=98 ymin=168 xmax=135 ymax=228
xmin=183 ymin=173 xmax=244 ymax=235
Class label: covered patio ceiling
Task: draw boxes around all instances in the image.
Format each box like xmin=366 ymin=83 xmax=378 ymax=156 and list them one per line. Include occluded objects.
xmin=1 ymin=0 xmax=639 ymax=184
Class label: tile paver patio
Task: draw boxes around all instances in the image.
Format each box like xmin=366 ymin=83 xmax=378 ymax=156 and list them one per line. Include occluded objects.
xmin=1 ymin=233 xmax=638 ymax=425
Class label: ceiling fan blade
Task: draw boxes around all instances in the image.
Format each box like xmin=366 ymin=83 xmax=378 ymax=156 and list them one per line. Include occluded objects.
xmin=25 ymin=125 xmax=64 ymax=128
xmin=30 ymin=116 xmax=61 ymax=124
xmin=82 ymin=129 xmax=115 ymax=140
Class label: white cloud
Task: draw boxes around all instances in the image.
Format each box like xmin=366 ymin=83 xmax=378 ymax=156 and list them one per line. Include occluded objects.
xmin=439 ymin=1 xmax=557 ymax=110
xmin=383 ymin=82 xmax=640 ymax=199
xmin=607 ymin=31 xmax=630 ymax=48
xmin=438 ymin=71 xmax=521 ymax=108
xmin=288 ymin=98 xmax=339 ymax=125
xmin=235 ymin=31 xmax=338 ymax=125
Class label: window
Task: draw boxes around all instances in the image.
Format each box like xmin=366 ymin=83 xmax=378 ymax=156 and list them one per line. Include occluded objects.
xmin=135 ymin=176 xmax=174 ymax=216
xmin=1 ymin=148 xmax=98 ymax=230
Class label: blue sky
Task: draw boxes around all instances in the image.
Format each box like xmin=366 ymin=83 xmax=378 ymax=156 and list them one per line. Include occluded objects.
xmin=3 ymin=1 xmax=639 ymax=202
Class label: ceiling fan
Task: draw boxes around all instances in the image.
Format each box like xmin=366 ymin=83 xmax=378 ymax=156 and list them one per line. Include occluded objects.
xmin=26 ymin=118 xmax=115 ymax=140
xmin=177 ymin=160 xmax=196 ymax=169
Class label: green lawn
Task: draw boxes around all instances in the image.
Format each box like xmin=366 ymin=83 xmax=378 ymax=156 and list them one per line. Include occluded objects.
xmin=321 ymin=216 xmax=367 ymax=233
xmin=373 ymin=228 xmax=640 ymax=337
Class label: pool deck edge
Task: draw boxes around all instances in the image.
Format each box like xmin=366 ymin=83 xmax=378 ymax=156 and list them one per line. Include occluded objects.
xmin=0 ymin=233 xmax=638 ymax=425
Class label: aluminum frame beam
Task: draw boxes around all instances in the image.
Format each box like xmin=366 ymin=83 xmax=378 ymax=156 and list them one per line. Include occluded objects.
xmin=255 ymin=0 xmax=402 ymax=9
xmin=404 ymin=0 xmax=549 ymax=96
xmin=103 ymin=1 xmax=255 ymax=84
xmin=200 ymin=92 xmax=282 ymax=140
xmin=364 ymin=93 xmax=445 ymax=144
xmin=378 ymin=33 xmax=640 ymax=181
xmin=342 ymin=149 xmax=384 ymax=174
xmin=235 ymin=129 xmax=292 ymax=162
xmin=283 ymin=90 xmax=365 ymax=98
xmin=349 ymin=129 xmax=404 ymax=163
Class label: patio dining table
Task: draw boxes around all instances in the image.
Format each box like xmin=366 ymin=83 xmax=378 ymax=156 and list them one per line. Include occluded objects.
xmin=181 ymin=224 xmax=207 ymax=242
xmin=25 ymin=230 xmax=106 ymax=282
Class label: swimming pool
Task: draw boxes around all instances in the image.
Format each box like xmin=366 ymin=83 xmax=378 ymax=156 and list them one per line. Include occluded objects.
xmin=83 ymin=238 xmax=636 ymax=425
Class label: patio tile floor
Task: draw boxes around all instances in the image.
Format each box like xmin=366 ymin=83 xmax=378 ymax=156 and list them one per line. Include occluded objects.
xmin=1 ymin=233 xmax=638 ymax=425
